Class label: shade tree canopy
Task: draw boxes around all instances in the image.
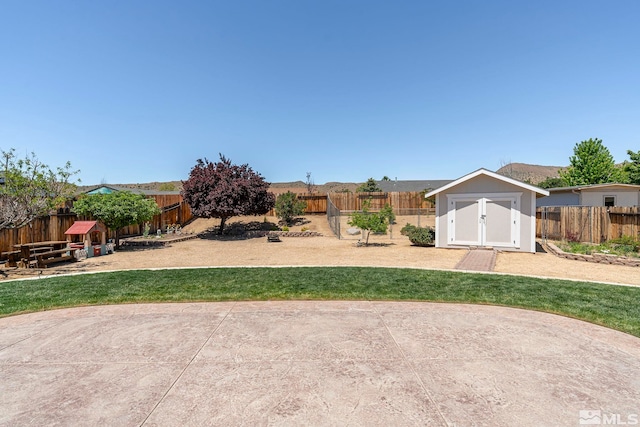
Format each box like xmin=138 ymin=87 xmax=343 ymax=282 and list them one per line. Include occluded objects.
xmin=1 ymin=148 xmax=79 ymax=229
xmin=181 ymin=154 xmax=275 ymax=234
xmin=72 ymin=191 xmax=161 ymax=248
xmin=559 ymin=138 xmax=624 ymax=186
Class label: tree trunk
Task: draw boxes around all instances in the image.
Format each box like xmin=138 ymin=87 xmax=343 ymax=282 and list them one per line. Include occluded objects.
xmin=115 ymin=228 xmax=120 ymax=249
xmin=219 ymin=217 xmax=227 ymax=235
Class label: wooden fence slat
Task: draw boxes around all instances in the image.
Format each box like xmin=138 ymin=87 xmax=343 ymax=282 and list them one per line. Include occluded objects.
xmin=1 ymin=197 xmax=194 ymax=253
xmin=537 ymin=206 xmax=640 ymax=244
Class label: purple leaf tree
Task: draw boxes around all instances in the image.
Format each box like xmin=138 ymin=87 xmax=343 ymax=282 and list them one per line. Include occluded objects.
xmin=181 ymin=154 xmax=275 ymax=234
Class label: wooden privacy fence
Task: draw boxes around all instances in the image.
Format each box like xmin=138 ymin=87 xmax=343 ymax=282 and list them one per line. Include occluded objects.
xmin=537 ymin=206 xmax=640 ymax=244
xmin=268 ymin=192 xmax=433 ymax=216
xmin=116 ymin=200 xmax=194 ymax=237
xmin=1 ymin=196 xmax=194 ymax=254
xmin=296 ymin=194 xmax=328 ymax=214
xmin=325 ymin=192 xmax=433 ymax=212
xmin=0 ymin=214 xmax=78 ymax=255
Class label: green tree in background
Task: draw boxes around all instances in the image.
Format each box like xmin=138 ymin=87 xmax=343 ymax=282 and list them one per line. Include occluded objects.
xmin=275 ymin=191 xmax=306 ymax=225
xmin=559 ymin=138 xmax=622 ymax=185
xmin=73 ymin=191 xmax=161 ymax=248
xmin=624 ymin=150 xmax=640 ymax=184
xmin=356 ymin=178 xmax=382 ymax=192
xmin=158 ymin=182 xmax=177 ymax=191
xmin=536 ymin=176 xmax=564 ymax=189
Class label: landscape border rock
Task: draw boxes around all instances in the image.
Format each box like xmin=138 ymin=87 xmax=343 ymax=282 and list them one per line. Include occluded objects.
xmin=121 ymin=234 xmax=198 ymax=247
xmin=542 ymin=241 xmax=640 ymax=267
xmin=267 ymin=231 xmax=323 ymax=238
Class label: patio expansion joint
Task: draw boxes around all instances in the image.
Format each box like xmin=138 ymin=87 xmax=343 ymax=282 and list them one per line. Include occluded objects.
xmin=0 ymin=319 xmax=69 ymax=353
xmin=138 ymin=302 xmax=237 ymax=426
xmin=370 ymin=302 xmax=450 ymax=427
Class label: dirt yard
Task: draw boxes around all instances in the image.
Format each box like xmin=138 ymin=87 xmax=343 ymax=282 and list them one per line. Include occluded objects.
xmin=2 ymin=215 xmax=639 ymax=286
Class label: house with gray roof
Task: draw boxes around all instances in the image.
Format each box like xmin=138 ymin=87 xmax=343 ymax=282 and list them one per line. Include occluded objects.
xmin=537 ymin=183 xmax=640 ymax=207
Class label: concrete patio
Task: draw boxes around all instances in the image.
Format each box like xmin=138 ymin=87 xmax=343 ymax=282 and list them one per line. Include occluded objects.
xmin=1 ymin=301 xmax=639 ymax=426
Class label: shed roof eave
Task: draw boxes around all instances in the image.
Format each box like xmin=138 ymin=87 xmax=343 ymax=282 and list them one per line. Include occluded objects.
xmin=424 ymin=168 xmax=549 ymax=198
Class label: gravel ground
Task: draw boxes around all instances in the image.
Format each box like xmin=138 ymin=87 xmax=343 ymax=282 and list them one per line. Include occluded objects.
xmin=2 ymin=216 xmax=639 ymax=286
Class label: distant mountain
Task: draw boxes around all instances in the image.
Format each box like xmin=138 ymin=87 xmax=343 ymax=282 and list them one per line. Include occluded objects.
xmin=78 ymin=163 xmax=567 ymax=193
xmin=78 ymin=180 xmax=361 ymax=194
xmin=496 ymin=163 xmax=566 ymax=185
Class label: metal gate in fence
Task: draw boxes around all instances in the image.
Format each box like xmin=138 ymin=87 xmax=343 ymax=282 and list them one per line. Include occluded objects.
xmin=326 ymin=195 xmax=341 ymax=239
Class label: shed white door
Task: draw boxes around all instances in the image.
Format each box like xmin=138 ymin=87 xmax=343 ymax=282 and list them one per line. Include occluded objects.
xmin=448 ymin=194 xmax=520 ymax=248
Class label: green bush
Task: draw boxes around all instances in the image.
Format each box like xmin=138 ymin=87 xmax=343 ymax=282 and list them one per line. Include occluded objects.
xmin=404 ymin=225 xmax=435 ymax=246
xmin=275 ymin=191 xmax=306 ymax=225
xmin=400 ymin=223 xmax=417 ymax=236
xmin=607 ymin=236 xmax=640 ymax=252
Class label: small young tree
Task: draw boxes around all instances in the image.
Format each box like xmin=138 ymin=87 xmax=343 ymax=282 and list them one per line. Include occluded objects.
xmin=72 ymin=191 xmax=161 ymax=248
xmin=181 ymin=154 xmax=275 ymax=234
xmin=275 ymin=191 xmax=306 ymax=225
xmin=305 ymin=172 xmax=316 ymax=194
xmin=347 ymin=200 xmax=394 ymax=245
xmin=1 ymin=148 xmax=79 ymax=229
xmin=356 ymin=178 xmax=382 ymax=192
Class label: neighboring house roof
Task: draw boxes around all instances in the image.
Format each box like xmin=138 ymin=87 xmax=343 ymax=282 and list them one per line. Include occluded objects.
xmin=425 ymin=168 xmax=550 ymax=198
xmin=64 ymin=220 xmax=107 ymax=235
xmin=82 ymin=185 xmax=180 ymax=196
xmin=547 ymin=183 xmax=640 ymax=193
xmin=375 ymin=180 xmax=453 ymax=193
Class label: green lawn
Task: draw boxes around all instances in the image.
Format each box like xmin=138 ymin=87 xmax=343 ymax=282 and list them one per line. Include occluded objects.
xmin=1 ymin=267 xmax=639 ymax=337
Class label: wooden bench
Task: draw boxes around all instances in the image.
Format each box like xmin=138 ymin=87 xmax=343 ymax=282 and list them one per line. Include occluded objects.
xmin=1 ymin=251 xmax=22 ymax=267
xmin=35 ymin=248 xmax=76 ymax=268
xmin=13 ymin=241 xmax=73 ymax=269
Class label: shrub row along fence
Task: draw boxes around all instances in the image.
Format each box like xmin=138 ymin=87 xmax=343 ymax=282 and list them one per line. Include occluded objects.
xmin=0 ymin=196 xmax=193 ymax=254
xmin=537 ymin=206 xmax=640 ymax=244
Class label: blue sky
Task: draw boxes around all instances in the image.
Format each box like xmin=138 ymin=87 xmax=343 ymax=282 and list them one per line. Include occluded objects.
xmin=1 ymin=1 xmax=639 ymax=186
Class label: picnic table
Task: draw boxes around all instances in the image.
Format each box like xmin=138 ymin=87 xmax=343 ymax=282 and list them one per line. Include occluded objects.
xmin=13 ymin=241 xmax=75 ymax=268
